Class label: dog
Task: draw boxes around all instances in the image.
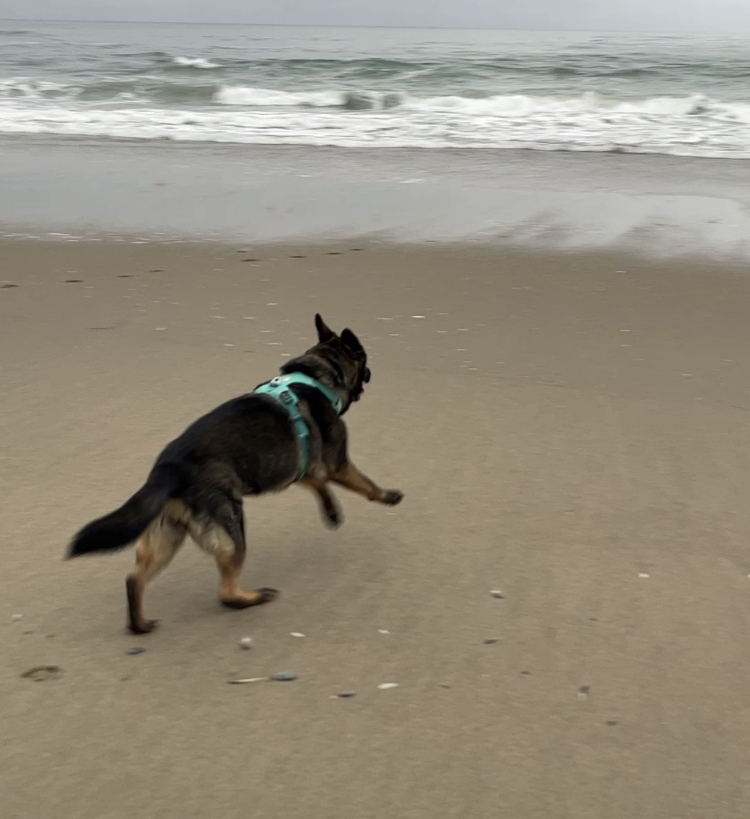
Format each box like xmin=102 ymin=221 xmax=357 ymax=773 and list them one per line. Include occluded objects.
xmin=67 ymin=314 xmax=403 ymax=633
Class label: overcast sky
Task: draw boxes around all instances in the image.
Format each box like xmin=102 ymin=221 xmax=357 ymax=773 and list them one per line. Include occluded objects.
xmin=2 ymin=0 xmax=750 ymax=34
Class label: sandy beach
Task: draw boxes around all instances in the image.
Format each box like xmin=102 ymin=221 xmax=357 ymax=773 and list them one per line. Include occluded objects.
xmin=3 ymin=238 xmax=750 ymax=818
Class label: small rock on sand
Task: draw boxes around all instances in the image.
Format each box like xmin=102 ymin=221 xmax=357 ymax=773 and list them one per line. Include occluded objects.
xmin=271 ymin=671 xmax=297 ymax=682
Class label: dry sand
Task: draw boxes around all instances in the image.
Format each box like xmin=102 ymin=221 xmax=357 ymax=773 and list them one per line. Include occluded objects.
xmin=2 ymin=240 xmax=750 ymax=818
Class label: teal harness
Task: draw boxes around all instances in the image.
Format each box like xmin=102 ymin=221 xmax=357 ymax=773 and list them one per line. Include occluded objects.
xmin=254 ymin=373 xmax=343 ymax=481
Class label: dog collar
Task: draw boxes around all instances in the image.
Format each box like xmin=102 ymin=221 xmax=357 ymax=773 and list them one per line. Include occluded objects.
xmin=254 ymin=373 xmax=343 ymax=480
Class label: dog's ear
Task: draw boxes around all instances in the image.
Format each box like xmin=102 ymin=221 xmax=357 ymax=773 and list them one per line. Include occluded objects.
xmin=315 ymin=314 xmax=336 ymax=343
xmin=341 ymin=328 xmax=364 ymax=356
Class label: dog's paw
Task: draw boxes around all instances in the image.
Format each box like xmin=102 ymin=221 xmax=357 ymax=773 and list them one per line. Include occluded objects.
xmin=324 ymin=507 xmax=343 ymax=529
xmin=383 ymin=490 xmax=404 ymax=506
xmin=221 ymin=587 xmax=279 ymax=609
xmin=128 ymin=618 xmax=159 ymax=635
xmin=258 ymin=587 xmax=279 ymax=603
xmin=221 ymin=588 xmax=279 ymax=609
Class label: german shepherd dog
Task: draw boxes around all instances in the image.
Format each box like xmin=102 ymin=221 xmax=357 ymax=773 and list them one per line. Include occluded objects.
xmin=68 ymin=315 xmax=403 ymax=633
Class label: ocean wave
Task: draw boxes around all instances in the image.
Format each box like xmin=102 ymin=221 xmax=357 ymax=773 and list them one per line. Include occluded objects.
xmin=4 ymin=77 xmax=747 ymax=123
xmin=404 ymin=91 xmax=726 ymax=117
xmin=154 ymin=53 xmax=750 ymax=82
xmin=0 ymin=76 xmax=220 ymax=104
xmin=213 ymin=85 xmax=404 ymax=110
xmin=211 ymin=86 xmax=750 ymax=120
xmin=142 ymin=54 xmax=426 ymax=78
xmin=0 ymin=94 xmax=750 ymax=158
xmin=214 ymin=86 xmax=341 ymax=107
xmin=2 ymin=85 xmax=750 ymax=158
xmin=171 ymin=56 xmax=221 ymax=70
xmin=0 ymin=78 xmax=72 ymax=99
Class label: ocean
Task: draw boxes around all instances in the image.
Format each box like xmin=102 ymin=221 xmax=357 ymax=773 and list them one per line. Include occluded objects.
xmin=2 ymin=21 xmax=750 ymax=158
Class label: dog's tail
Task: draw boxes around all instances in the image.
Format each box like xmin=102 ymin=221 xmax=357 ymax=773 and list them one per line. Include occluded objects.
xmin=67 ymin=465 xmax=182 ymax=558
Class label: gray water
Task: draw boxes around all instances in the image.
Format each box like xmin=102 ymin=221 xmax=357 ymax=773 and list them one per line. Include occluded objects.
xmin=2 ymin=22 xmax=750 ymax=156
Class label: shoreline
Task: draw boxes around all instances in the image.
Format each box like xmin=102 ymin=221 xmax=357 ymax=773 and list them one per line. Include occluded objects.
xmin=3 ymin=232 xmax=750 ymax=269
xmin=9 ymin=131 xmax=750 ymax=160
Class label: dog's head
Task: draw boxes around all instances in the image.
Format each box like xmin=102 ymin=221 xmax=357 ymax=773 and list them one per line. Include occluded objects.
xmin=283 ymin=314 xmax=370 ymax=413
xmin=312 ymin=314 xmax=371 ymax=410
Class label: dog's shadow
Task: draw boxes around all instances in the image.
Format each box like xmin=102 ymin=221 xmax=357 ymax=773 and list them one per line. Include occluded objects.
xmin=171 ymin=515 xmax=393 ymax=630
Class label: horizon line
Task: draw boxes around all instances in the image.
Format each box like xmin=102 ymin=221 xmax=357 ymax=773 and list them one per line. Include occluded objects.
xmin=0 ymin=18 xmax=743 ymax=36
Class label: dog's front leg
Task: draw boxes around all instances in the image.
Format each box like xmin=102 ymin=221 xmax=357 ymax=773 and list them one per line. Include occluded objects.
xmin=330 ymin=462 xmax=403 ymax=507
xmin=300 ymin=478 xmax=343 ymax=528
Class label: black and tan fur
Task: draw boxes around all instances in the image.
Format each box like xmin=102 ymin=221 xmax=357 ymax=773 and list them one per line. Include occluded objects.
xmin=67 ymin=315 xmax=403 ymax=633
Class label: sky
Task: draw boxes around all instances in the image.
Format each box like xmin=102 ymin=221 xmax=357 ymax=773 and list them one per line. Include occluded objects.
xmin=2 ymin=0 xmax=750 ymax=34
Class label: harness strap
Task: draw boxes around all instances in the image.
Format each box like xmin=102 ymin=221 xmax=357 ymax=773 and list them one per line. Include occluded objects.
xmin=254 ymin=373 xmax=343 ymax=480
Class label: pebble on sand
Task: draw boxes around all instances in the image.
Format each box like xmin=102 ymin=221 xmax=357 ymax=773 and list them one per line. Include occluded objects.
xmin=489 ymin=590 xmax=505 ymax=599
xmin=271 ymin=671 xmax=297 ymax=682
xmin=377 ymin=683 xmax=399 ymax=690
xmin=240 ymin=636 xmax=253 ymax=650
xmin=126 ymin=647 xmax=146 ymax=656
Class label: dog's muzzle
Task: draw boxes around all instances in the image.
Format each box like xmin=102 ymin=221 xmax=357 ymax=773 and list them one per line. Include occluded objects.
xmin=354 ymin=367 xmax=371 ymax=401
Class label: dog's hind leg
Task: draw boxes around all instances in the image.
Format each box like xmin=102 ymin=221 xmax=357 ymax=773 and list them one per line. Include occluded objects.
xmin=125 ymin=507 xmax=187 ymax=634
xmin=188 ymin=500 xmax=278 ymax=610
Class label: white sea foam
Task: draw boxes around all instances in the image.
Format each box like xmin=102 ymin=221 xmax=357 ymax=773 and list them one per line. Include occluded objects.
xmin=214 ymin=86 xmax=341 ymax=107
xmin=0 ymin=78 xmax=73 ymax=98
xmin=172 ymin=56 xmax=220 ymax=69
xmin=2 ymin=87 xmax=750 ymax=158
xmin=209 ymin=85 xmax=750 ymax=118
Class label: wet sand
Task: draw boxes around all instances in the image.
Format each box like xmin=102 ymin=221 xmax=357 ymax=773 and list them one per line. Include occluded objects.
xmin=2 ymin=239 xmax=750 ymax=818
xmin=3 ymin=137 xmax=750 ymax=257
